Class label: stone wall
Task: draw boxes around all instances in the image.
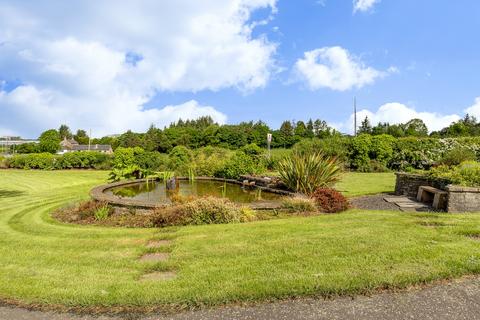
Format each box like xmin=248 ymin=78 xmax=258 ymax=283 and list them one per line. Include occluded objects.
xmin=446 ymin=185 xmax=480 ymax=213
xmin=394 ymin=173 xmax=450 ymax=198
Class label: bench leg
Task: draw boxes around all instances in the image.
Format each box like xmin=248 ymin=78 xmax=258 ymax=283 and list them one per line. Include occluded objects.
xmin=416 ymin=188 xmax=423 ymax=202
xmin=432 ymin=194 xmax=440 ymax=209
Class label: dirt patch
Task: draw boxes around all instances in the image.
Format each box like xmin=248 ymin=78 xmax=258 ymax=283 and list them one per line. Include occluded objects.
xmin=147 ymin=240 xmax=172 ymax=248
xmin=140 ymin=253 xmax=169 ymax=262
xmin=140 ymin=271 xmax=177 ymax=281
xmin=350 ymin=194 xmax=401 ymax=211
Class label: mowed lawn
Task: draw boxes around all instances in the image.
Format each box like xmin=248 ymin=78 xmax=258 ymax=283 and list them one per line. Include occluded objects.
xmin=0 ymin=170 xmax=479 ymax=310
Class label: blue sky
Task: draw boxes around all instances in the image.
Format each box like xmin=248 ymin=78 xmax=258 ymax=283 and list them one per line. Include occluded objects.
xmin=1 ymin=0 xmax=479 ymax=137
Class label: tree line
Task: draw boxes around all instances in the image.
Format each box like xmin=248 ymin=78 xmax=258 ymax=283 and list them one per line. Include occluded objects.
xmin=11 ymin=113 xmax=480 ymax=154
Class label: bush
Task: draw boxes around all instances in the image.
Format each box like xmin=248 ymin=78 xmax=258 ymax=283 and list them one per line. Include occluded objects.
xmin=135 ymin=151 xmax=167 ymax=173
xmin=215 ymin=151 xmax=261 ymax=179
xmin=277 ymin=151 xmax=342 ymax=195
xmin=454 ymin=161 xmax=480 ymax=187
xmin=293 ymin=137 xmax=349 ymax=164
xmin=312 ymin=188 xmax=349 ymax=213
xmin=152 ymin=196 xmax=255 ymax=226
xmin=439 ymin=147 xmax=477 ymax=166
xmin=57 ymin=151 xmax=111 ymax=169
xmin=281 ymin=197 xmax=317 ymax=213
xmin=429 ymin=161 xmax=480 ymax=187
xmin=0 ymin=155 xmax=8 ymax=169
xmin=168 ymin=146 xmax=192 ymax=173
xmin=348 ymin=134 xmax=372 ymax=171
xmin=7 ymin=153 xmax=56 ymax=169
xmin=192 ymin=147 xmax=231 ymax=177
xmin=241 ymin=143 xmax=263 ymax=157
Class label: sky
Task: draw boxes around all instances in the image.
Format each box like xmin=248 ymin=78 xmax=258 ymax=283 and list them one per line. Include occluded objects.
xmin=1 ymin=0 xmax=480 ymax=138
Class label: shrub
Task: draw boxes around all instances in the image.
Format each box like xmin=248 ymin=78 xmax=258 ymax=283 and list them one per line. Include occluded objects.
xmin=0 ymin=155 xmax=8 ymax=169
xmin=454 ymin=161 xmax=480 ymax=187
xmin=192 ymin=147 xmax=231 ymax=177
xmin=293 ymin=137 xmax=349 ymax=164
xmin=348 ymin=134 xmax=372 ymax=171
xmin=281 ymin=197 xmax=317 ymax=213
xmin=312 ymin=188 xmax=349 ymax=213
xmin=215 ymin=151 xmax=261 ymax=179
xmin=7 ymin=153 xmax=56 ymax=169
xmin=439 ymin=147 xmax=477 ymax=166
xmin=168 ymin=146 xmax=193 ymax=173
xmin=277 ymin=151 xmax=342 ymax=195
xmin=241 ymin=143 xmax=263 ymax=157
xmin=109 ymin=147 xmax=146 ymax=181
xmin=153 ymin=196 xmax=255 ymax=226
xmin=135 ymin=151 xmax=167 ymax=173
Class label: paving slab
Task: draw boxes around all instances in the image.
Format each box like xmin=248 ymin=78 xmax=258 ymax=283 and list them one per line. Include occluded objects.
xmin=140 ymin=253 xmax=169 ymax=262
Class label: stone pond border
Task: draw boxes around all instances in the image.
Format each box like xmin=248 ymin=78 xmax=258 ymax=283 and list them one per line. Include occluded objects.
xmin=90 ymin=177 xmax=295 ymax=210
xmin=395 ymin=172 xmax=480 ymax=213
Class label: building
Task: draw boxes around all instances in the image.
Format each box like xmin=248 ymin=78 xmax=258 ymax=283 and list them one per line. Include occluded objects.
xmin=59 ymin=137 xmax=113 ymax=154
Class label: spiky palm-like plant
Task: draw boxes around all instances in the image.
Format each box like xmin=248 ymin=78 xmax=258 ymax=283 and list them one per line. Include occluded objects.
xmin=278 ymin=151 xmax=342 ymax=195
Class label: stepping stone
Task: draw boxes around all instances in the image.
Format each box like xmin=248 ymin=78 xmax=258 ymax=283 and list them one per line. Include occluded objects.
xmin=140 ymin=271 xmax=176 ymax=281
xmin=393 ymin=199 xmax=416 ymax=204
xmin=397 ymin=203 xmax=428 ymax=208
xmin=140 ymin=252 xmax=169 ymax=262
xmin=146 ymin=240 xmax=172 ymax=248
xmin=384 ymin=197 xmax=406 ymax=203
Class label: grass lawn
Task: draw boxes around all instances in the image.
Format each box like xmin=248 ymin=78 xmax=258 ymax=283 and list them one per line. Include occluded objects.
xmin=0 ymin=170 xmax=479 ymax=310
xmin=336 ymin=172 xmax=396 ymax=197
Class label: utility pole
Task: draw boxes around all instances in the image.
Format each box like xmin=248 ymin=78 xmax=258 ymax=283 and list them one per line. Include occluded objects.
xmin=353 ymin=97 xmax=357 ymax=136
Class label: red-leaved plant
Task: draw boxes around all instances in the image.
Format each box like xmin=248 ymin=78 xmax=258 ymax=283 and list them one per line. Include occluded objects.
xmin=311 ymin=188 xmax=349 ymax=213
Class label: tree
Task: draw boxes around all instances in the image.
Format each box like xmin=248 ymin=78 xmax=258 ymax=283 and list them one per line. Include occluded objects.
xmin=278 ymin=121 xmax=295 ymax=148
xmin=404 ymin=118 xmax=428 ymax=137
xmin=294 ymin=121 xmax=308 ymax=138
xmin=358 ymin=116 xmax=372 ymax=135
xmin=58 ymin=124 xmax=72 ymax=139
xmin=74 ymin=129 xmax=90 ymax=144
xmin=38 ymin=129 xmax=60 ymax=153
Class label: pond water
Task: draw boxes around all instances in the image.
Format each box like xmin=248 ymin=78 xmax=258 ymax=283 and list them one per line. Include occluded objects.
xmin=106 ymin=180 xmax=285 ymax=205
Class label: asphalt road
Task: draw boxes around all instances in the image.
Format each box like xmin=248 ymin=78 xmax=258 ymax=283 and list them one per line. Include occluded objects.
xmin=1 ymin=277 xmax=479 ymax=320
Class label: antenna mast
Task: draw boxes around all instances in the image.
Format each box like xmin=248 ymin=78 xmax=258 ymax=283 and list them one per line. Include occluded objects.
xmin=354 ymin=97 xmax=357 ymax=136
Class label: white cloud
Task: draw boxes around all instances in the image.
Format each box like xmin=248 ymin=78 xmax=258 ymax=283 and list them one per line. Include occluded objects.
xmin=353 ymin=0 xmax=380 ymax=13
xmin=0 ymin=1 xmax=277 ymax=137
xmin=335 ymin=102 xmax=461 ymax=134
xmin=464 ymin=97 xmax=480 ymax=119
xmin=293 ymin=46 xmax=391 ymax=91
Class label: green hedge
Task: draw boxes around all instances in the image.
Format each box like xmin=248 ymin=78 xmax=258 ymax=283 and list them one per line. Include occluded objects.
xmin=7 ymin=152 xmax=112 ymax=170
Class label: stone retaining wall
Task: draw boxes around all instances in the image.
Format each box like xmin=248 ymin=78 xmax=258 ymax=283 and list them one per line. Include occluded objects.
xmin=446 ymin=185 xmax=480 ymax=213
xmin=394 ymin=173 xmax=450 ymax=198
xmin=395 ymin=172 xmax=480 ymax=213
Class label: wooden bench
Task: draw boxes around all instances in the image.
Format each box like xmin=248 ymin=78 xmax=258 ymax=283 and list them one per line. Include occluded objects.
xmin=416 ymin=186 xmax=448 ymax=210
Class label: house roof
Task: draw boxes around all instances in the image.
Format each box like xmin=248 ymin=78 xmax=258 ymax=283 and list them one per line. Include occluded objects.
xmin=71 ymin=144 xmax=112 ymax=151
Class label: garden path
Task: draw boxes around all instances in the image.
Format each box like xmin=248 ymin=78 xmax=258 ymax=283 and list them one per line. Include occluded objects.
xmin=1 ymin=276 xmax=479 ymax=320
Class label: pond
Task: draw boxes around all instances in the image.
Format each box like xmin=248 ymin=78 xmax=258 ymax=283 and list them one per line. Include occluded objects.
xmin=105 ymin=179 xmax=285 ymax=206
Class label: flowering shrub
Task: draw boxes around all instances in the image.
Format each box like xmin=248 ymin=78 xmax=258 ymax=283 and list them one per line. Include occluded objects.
xmin=311 ymin=188 xmax=349 ymax=213
xmin=429 ymin=161 xmax=480 ymax=187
